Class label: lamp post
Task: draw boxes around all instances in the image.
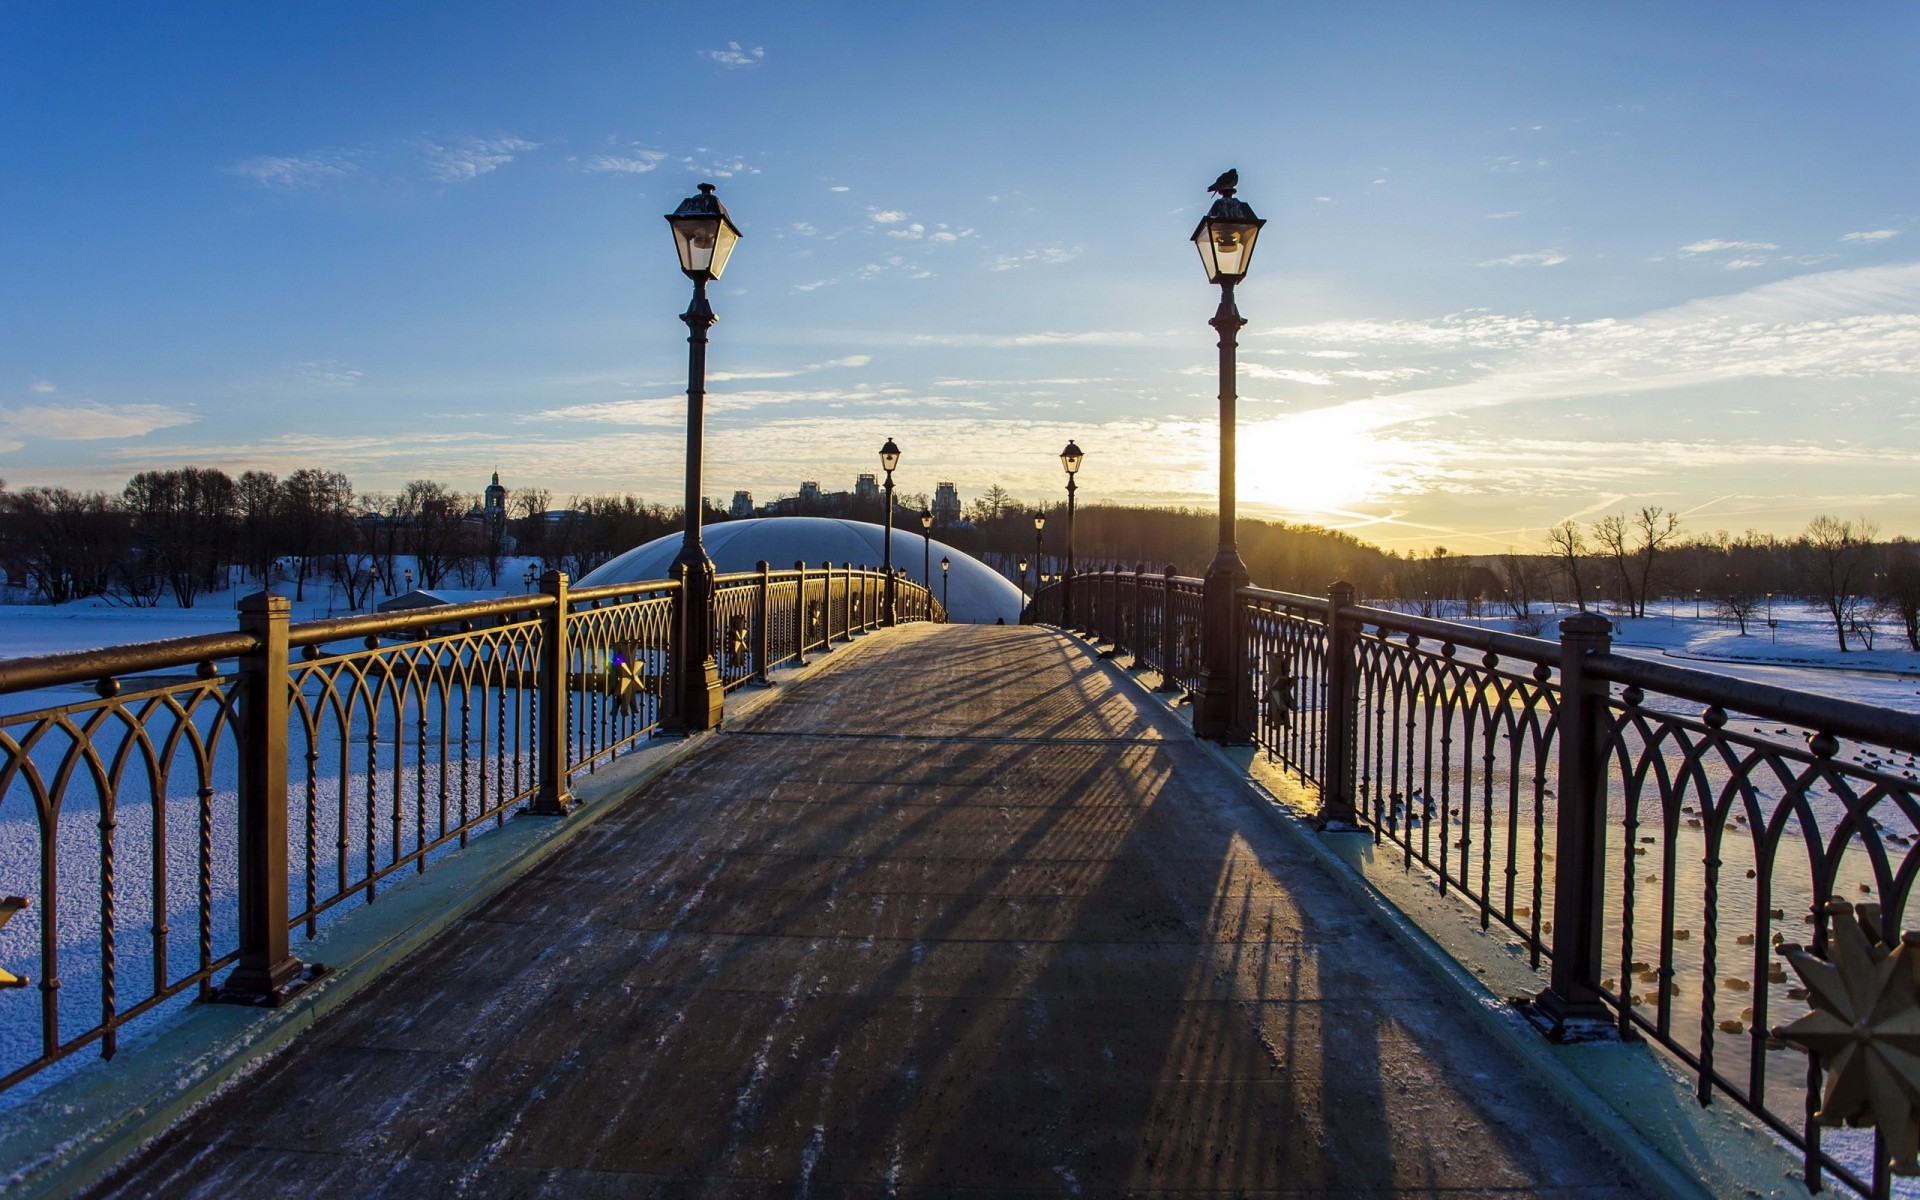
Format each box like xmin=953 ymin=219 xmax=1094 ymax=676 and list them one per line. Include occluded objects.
xmin=941 ymin=555 xmax=950 ymax=618
xmin=880 ymin=437 xmax=900 ymax=625
xmin=1033 ymin=514 xmax=1046 ymax=588
xmin=664 ymin=182 xmax=742 ymax=731
xmin=1059 ymin=441 xmax=1083 ymax=628
xmin=920 ymin=509 xmax=933 ymax=591
xmin=1190 ymin=169 xmax=1264 ymax=741
xmin=1018 ymin=557 xmax=1030 ymax=596
xmin=523 ymin=566 xmax=535 ymax=593
xmin=404 ymin=567 xmax=413 ymax=593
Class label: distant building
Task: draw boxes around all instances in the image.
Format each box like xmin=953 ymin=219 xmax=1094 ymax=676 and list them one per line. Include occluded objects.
xmin=932 ymin=481 xmax=962 ymax=525
xmin=484 ymin=471 xmax=507 ymax=520
xmin=730 ymin=490 xmax=754 ymax=518
xmin=853 ymin=473 xmax=879 ymax=502
xmin=798 ymin=481 xmax=823 ymax=508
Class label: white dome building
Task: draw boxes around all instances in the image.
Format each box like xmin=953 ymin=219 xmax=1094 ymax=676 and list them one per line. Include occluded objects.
xmin=577 ymin=517 xmax=1027 ymax=625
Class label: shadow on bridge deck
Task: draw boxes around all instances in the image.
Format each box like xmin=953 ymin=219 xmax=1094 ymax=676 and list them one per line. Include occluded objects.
xmin=88 ymin=624 xmax=1643 ymax=1198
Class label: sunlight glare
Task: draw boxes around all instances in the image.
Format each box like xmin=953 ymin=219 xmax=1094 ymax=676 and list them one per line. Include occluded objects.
xmin=1237 ymin=409 xmax=1430 ymax=515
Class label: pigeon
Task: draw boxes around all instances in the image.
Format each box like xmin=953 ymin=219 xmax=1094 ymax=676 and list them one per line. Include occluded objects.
xmin=1207 ymin=169 xmax=1238 ymax=196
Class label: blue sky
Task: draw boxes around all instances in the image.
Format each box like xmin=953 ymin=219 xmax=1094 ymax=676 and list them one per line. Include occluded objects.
xmin=4 ymin=2 xmax=1918 ymax=552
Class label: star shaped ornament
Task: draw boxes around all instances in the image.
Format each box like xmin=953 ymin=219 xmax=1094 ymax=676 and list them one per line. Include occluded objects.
xmin=1263 ymin=654 xmax=1297 ymax=728
xmin=1773 ymin=900 xmax=1920 ymax=1175
xmin=607 ymin=645 xmax=648 ymax=715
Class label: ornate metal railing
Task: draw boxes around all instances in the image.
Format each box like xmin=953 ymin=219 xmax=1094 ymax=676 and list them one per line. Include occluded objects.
xmin=0 ymin=564 xmax=939 ymax=1099
xmin=1037 ymin=568 xmax=1920 ymax=1196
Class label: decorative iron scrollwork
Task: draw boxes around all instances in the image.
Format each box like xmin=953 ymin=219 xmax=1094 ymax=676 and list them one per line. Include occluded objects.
xmin=1774 ymin=900 xmax=1920 ymax=1175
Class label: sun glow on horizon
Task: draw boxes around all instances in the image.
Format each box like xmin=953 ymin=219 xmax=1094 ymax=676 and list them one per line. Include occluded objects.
xmin=1236 ymin=409 xmax=1436 ymax=516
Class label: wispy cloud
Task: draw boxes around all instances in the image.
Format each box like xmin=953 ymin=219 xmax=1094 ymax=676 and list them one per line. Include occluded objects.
xmin=229 ymin=153 xmax=356 ymax=188
xmin=1679 ymin=238 xmax=1780 ymax=269
xmin=1272 ymin=264 xmax=1920 ymax=439
xmin=868 ymin=209 xmax=908 ymax=224
xmin=583 ymin=151 xmax=668 ymax=174
xmin=701 ymin=42 xmax=765 ymax=68
xmin=1478 ymin=249 xmax=1567 ymax=267
xmin=1844 ymin=229 xmax=1901 ymax=243
xmin=986 ymin=246 xmax=1080 ymax=271
xmin=295 ymin=362 xmax=363 ymax=388
xmin=29 ymin=381 xmax=56 ymax=394
xmin=420 ymin=136 xmax=540 ymax=183
xmin=0 ymin=401 xmax=197 ymax=452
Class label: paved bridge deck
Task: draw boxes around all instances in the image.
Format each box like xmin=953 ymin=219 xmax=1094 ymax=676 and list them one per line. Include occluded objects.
xmin=90 ymin=624 xmax=1642 ymax=1198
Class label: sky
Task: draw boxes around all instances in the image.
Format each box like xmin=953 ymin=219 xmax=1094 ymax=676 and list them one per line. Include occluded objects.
xmin=4 ymin=2 xmax=1919 ymax=554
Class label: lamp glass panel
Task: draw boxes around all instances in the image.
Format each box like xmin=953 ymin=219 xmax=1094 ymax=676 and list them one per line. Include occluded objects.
xmin=705 ymin=220 xmax=741 ymax=279
xmin=1194 ymin=218 xmax=1261 ymax=282
xmin=671 ymin=216 xmax=722 ymax=276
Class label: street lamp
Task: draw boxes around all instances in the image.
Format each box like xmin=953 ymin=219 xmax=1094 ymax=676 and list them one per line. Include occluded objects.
xmin=664 ymin=181 xmax=743 ymax=731
xmin=1033 ymin=513 xmax=1046 ymax=587
xmin=941 ymin=555 xmax=950 ymax=619
xmin=920 ymin=509 xmax=933 ymax=592
xmin=1190 ymin=169 xmax=1264 ymax=740
xmin=880 ymin=436 xmax=900 ymax=625
xmin=404 ymin=567 xmax=414 ymax=593
xmin=1060 ymin=441 xmax=1082 ymax=626
xmin=523 ymin=566 xmax=535 ymax=593
xmin=1018 ymin=556 xmax=1030 ymax=596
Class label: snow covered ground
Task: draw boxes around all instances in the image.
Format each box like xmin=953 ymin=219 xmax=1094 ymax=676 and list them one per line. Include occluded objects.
xmin=1367 ymin=598 xmax=1920 ymax=715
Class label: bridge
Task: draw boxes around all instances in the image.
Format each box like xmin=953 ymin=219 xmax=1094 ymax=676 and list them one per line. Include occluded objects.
xmin=4 ymin=562 xmax=1919 ymax=1196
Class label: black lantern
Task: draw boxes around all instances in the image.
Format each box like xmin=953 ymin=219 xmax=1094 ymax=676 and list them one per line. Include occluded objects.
xmin=880 ymin=437 xmax=900 ymax=625
xmin=1191 ymin=180 xmax=1265 ymax=285
xmin=1060 ymin=441 xmax=1083 ymax=630
xmin=666 ymin=184 xmax=743 ymax=281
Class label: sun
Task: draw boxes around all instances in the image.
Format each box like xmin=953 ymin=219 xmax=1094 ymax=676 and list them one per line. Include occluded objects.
xmin=1237 ymin=409 xmax=1426 ymax=515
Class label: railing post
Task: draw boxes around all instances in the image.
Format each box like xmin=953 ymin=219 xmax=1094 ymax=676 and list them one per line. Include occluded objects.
xmin=216 ymin=592 xmax=309 ymax=1005
xmin=840 ymin=563 xmax=853 ymax=640
xmin=1156 ymin=565 xmax=1181 ymax=692
xmin=793 ymin=561 xmax=811 ymax=665
xmin=530 ymin=570 xmax=574 ymax=814
xmin=754 ymin=561 xmax=773 ymax=684
xmin=1126 ymin=566 xmax=1142 ymax=661
xmin=1318 ymin=581 xmax=1360 ymax=829
xmin=1531 ymin=611 xmax=1615 ymax=1037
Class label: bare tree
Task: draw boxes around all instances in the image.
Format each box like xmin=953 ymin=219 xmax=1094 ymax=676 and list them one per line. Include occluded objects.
xmin=0 ymin=487 xmax=128 ymax=603
xmin=1495 ymin=552 xmax=1550 ymax=634
xmin=235 ymin=470 xmax=281 ymax=586
xmin=1695 ymin=531 xmax=1767 ymax=634
xmin=1631 ymin=506 xmax=1682 ymax=618
xmin=1546 ymin=521 xmax=1590 ymax=611
xmin=1799 ymin=514 xmax=1879 ymax=651
xmin=394 ymin=479 xmax=474 ymax=589
xmin=281 ymin=469 xmax=355 ymax=600
xmin=1879 ymin=541 xmax=1920 ymax=651
xmin=1591 ymin=514 xmax=1633 ymax=616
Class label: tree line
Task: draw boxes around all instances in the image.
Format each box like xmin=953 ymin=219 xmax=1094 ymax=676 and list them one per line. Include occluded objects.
xmin=1401 ymin=507 xmax=1914 ymax=653
xmin=0 ymin=469 xmax=710 ymax=609
xmin=5 ymin=469 xmax=1916 ymax=654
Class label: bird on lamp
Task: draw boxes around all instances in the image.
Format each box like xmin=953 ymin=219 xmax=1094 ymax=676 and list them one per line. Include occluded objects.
xmin=1207 ymin=168 xmax=1238 ymax=197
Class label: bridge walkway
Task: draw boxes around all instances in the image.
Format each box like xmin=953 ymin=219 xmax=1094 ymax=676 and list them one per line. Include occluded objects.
xmin=89 ymin=624 xmax=1643 ymax=1198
